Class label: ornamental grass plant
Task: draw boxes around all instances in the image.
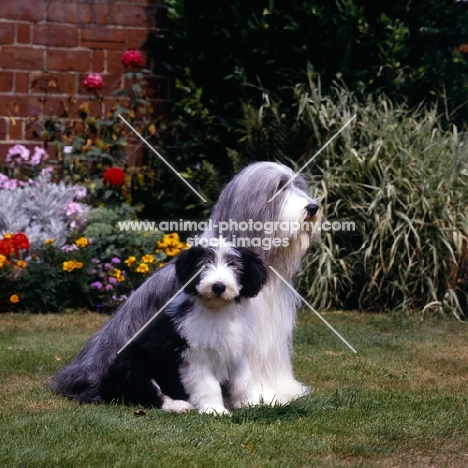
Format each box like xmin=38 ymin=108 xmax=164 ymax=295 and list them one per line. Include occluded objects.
xmin=292 ymin=78 xmax=468 ymax=317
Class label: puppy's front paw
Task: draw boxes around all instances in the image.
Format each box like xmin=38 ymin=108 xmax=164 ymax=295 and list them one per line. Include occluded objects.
xmin=199 ymin=406 xmax=231 ymax=416
xmin=161 ymin=398 xmax=195 ymax=414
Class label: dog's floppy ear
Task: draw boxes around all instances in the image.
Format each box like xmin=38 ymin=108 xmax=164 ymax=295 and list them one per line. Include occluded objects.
xmin=174 ymin=246 xmax=209 ymax=294
xmin=236 ymin=247 xmax=268 ymax=298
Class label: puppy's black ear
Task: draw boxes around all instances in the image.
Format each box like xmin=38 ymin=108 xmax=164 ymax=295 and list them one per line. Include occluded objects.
xmin=174 ymin=246 xmax=209 ymax=294
xmin=236 ymin=247 xmax=268 ymax=298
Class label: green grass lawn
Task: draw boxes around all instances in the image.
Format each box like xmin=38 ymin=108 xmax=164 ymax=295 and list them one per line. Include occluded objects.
xmin=1 ymin=310 xmax=467 ymax=468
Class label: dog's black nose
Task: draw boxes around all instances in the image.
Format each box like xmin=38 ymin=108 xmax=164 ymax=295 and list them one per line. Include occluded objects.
xmin=212 ymin=282 xmax=226 ymax=296
xmin=306 ymin=203 xmax=319 ymax=217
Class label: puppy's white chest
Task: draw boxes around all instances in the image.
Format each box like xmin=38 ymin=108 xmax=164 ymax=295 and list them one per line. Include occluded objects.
xmin=180 ymin=301 xmax=254 ymax=361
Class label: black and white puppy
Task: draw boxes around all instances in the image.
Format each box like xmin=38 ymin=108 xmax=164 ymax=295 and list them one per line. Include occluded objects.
xmin=98 ymin=243 xmax=267 ymax=415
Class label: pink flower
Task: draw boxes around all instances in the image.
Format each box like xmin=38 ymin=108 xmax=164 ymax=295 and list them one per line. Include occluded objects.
xmin=63 ymin=201 xmax=84 ymax=217
xmin=83 ymin=74 xmax=104 ymax=92
xmin=0 ymin=175 xmax=18 ymax=190
xmin=73 ymin=185 xmax=87 ymax=200
xmin=30 ymin=147 xmax=49 ymax=166
xmin=6 ymin=145 xmax=30 ymax=166
xmin=121 ymin=50 xmax=144 ymax=68
xmin=61 ymin=244 xmax=79 ymax=253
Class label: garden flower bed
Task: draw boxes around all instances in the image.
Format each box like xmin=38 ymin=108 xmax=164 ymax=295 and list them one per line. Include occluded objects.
xmin=0 ymin=50 xmax=189 ymax=313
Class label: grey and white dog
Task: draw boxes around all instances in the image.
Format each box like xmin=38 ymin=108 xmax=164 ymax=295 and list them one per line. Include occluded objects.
xmin=50 ymin=161 xmax=320 ymax=408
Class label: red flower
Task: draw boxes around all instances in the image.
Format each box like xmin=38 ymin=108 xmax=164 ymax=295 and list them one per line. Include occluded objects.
xmin=121 ymin=50 xmax=145 ymax=68
xmin=0 ymin=232 xmax=30 ymax=257
xmin=83 ymin=74 xmax=104 ymax=92
xmin=103 ymin=167 xmax=126 ymax=187
xmin=0 ymin=239 xmax=12 ymax=256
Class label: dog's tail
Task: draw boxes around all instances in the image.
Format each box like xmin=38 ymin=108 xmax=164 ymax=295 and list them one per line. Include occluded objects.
xmin=49 ymin=350 xmax=103 ymax=403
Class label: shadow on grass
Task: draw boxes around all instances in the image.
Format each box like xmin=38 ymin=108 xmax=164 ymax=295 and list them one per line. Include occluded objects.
xmin=231 ymin=388 xmax=359 ymax=424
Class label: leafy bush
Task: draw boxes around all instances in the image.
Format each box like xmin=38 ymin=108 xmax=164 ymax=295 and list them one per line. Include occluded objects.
xmin=84 ymin=205 xmax=165 ymax=261
xmin=0 ymin=228 xmax=187 ymax=313
xmin=287 ymin=79 xmax=468 ymax=318
xmin=0 ymin=170 xmax=88 ymax=250
xmin=147 ymin=0 xmax=468 ymax=216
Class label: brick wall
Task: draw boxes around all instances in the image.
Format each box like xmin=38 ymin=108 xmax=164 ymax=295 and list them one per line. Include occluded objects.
xmin=0 ymin=0 xmax=172 ymax=159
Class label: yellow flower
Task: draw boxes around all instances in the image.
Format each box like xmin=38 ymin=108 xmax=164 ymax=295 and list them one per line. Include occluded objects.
xmin=116 ymin=274 xmax=125 ymax=282
xmin=62 ymin=260 xmax=84 ymax=272
xmin=142 ymin=254 xmax=155 ymax=263
xmin=4 ymin=233 xmax=13 ymax=240
xmin=124 ymin=256 xmax=136 ymax=266
xmin=135 ymin=263 xmax=150 ymax=274
xmin=10 ymin=294 xmax=20 ymax=304
xmin=166 ymin=233 xmax=180 ymax=242
xmin=0 ymin=254 xmax=7 ymax=268
xmin=16 ymin=260 xmax=27 ymax=268
xmin=157 ymin=233 xmax=180 ymax=249
xmin=45 ymin=238 xmax=54 ymax=245
xmin=165 ymin=247 xmax=181 ymax=257
xmin=110 ymin=268 xmax=122 ymax=278
xmin=75 ymin=237 xmax=88 ymax=248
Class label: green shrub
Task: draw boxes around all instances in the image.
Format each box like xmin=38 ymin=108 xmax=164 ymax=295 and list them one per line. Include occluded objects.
xmin=151 ymin=0 xmax=468 ymax=216
xmin=289 ymin=79 xmax=468 ymax=318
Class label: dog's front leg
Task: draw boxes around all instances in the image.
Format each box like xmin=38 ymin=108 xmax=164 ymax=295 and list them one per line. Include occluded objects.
xmin=180 ymin=352 xmax=230 ymax=416
xmin=229 ymin=355 xmax=256 ymax=408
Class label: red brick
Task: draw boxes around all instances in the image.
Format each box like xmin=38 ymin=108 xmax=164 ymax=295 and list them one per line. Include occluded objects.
xmin=0 ymin=143 xmax=13 ymax=161
xmin=30 ymin=73 xmax=76 ymax=95
xmin=94 ymin=3 xmax=109 ymax=25
xmin=92 ymin=51 xmax=105 ymax=73
xmin=126 ymin=29 xmax=147 ymax=50
xmin=0 ymin=72 xmax=14 ymax=92
xmin=107 ymin=51 xmax=125 ymax=74
xmin=17 ymin=23 xmax=31 ymax=44
xmin=25 ymin=120 xmax=45 ymax=141
xmin=0 ymin=22 xmax=15 ymax=44
xmin=42 ymin=96 xmax=77 ymax=118
xmin=33 ymin=25 xmax=78 ymax=47
xmin=47 ymin=49 xmax=90 ymax=72
xmin=46 ymin=2 xmax=93 ymax=24
xmin=1 ymin=0 xmax=44 ymax=21
xmin=110 ymin=5 xmax=155 ymax=27
xmin=81 ymin=27 xmax=126 ymax=50
xmin=0 ymin=96 xmax=41 ymax=119
xmin=8 ymin=120 xmax=24 ymax=140
xmin=0 ymin=47 xmax=44 ymax=70
xmin=0 ymin=118 xmax=7 ymax=140
xmin=15 ymin=73 xmax=30 ymax=93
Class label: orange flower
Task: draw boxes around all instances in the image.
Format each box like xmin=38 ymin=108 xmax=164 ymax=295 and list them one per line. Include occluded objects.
xmin=10 ymin=294 xmax=20 ymax=304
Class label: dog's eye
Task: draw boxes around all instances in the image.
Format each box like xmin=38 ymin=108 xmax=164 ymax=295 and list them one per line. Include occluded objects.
xmin=226 ymin=258 xmax=238 ymax=267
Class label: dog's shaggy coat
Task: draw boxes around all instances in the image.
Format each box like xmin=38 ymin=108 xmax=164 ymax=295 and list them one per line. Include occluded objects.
xmin=50 ymin=161 xmax=320 ymax=406
xmin=97 ymin=244 xmax=267 ymax=414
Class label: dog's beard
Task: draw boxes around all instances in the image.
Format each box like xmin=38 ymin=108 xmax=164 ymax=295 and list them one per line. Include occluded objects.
xmin=199 ymin=297 xmax=235 ymax=309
